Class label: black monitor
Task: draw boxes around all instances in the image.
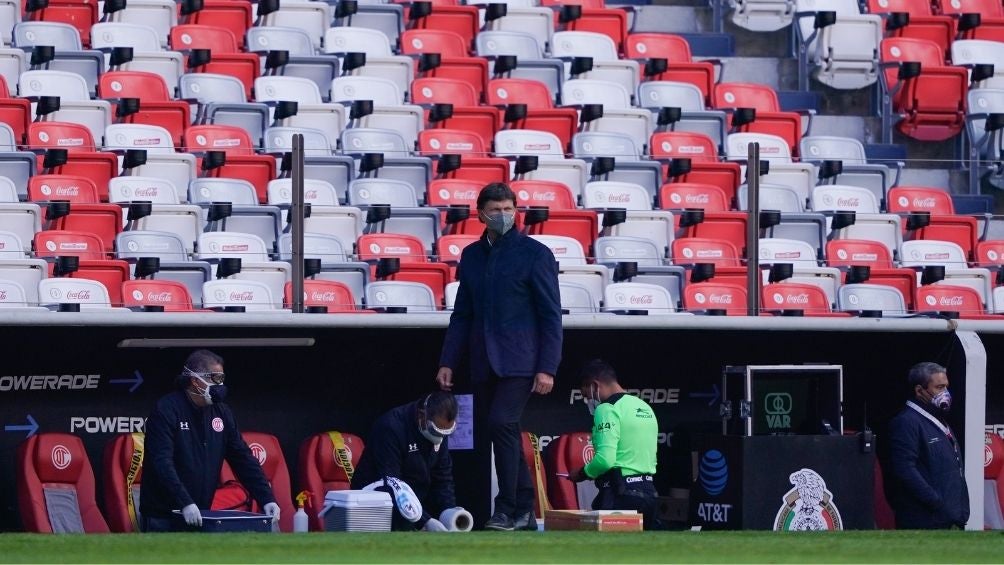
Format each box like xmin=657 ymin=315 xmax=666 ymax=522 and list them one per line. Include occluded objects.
xmin=722 ymin=365 xmax=843 ymax=436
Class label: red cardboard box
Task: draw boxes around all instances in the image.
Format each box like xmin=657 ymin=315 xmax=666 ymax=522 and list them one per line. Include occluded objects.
xmin=544 ymin=510 xmax=643 ymax=532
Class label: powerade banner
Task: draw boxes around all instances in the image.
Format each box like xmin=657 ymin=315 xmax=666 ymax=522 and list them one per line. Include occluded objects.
xmin=0 ymin=322 xmax=973 ymax=531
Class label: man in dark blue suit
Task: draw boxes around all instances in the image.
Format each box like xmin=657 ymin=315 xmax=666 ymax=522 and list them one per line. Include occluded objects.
xmin=436 ymin=182 xmax=562 ymax=531
xmin=887 ymin=361 xmax=969 ymax=529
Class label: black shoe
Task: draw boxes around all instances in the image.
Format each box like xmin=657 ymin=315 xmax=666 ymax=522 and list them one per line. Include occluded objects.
xmin=513 ymin=512 xmax=538 ymax=531
xmin=484 ymin=512 xmax=514 ymax=531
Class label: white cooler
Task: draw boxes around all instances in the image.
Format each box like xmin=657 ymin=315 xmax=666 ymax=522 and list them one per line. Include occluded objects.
xmin=319 ymin=490 xmax=394 ymax=532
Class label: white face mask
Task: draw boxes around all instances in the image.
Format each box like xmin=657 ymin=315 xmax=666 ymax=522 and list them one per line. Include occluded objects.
xmin=419 ymin=417 xmax=456 ymax=452
xmin=586 ymin=384 xmax=600 ymax=416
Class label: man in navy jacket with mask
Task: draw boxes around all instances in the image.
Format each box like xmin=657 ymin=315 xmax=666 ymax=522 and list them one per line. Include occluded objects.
xmin=140 ymin=349 xmax=279 ymax=532
xmin=887 ymin=361 xmax=969 ymax=529
xmin=437 ymin=182 xmax=562 ymax=531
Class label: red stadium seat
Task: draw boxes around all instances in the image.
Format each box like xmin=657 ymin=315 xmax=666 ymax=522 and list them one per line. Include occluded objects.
xmin=650 ymin=132 xmax=720 ymax=163
xmin=672 ymin=237 xmax=742 ymax=267
xmin=436 ymin=233 xmax=478 ymax=268
xmin=826 ymin=239 xmax=918 ymax=309
xmin=26 ymin=0 xmax=99 ymax=47
xmin=887 ymin=187 xmax=977 ymax=261
xmin=0 ymin=76 xmax=31 ymax=145
xmin=17 ymin=433 xmax=110 ymax=533
xmin=659 ymin=183 xmax=731 ymax=212
xmin=563 ymin=8 xmax=629 ymax=55
xmin=683 ymin=281 xmax=748 ymax=315
xmin=27 ymin=124 xmax=118 ymax=201
xmin=427 ymin=178 xmax=481 ymax=232
xmin=762 ymin=282 xmax=847 ymax=316
xmin=423 ymin=57 xmax=490 ymax=105
xmin=98 ymin=71 xmax=191 ymax=147
xmin=358 ymin=233 xmax=450 ymax=306
xmin=183 ymin=0 xmax=254 ymax=49
xmin=873 ymin=457 xmax=896 ymax=529
xmin=28 ymin=175 xmax=99 ymax=204
xmin=867 ymin=0 xmax=954 ymax=60
xmin=283 ymin=280 xmax=360 ymax=312
xmin=915 ymin=284 xmax=992 ymax=317
xmin=524 ymin=210 xmax=599 ymax=259
xmin=41 ymin=202 xmax=123 ymax=252
xmin=217 ymin=432 xmax=295 ymax=532
xmin=401 ymin=29 xmax=469 ymax=57
xmin=544 ymin=432 xmax=594 ymax=510
xmin=938 ymin=0 xmax=1004 ymax=42
xmin=626 ymin=33 xmax=715 ymax=105
xmin=975 ymin=241 xmax=1004 ymax=269
xmin=664 ymin=160 xmax=742 ymax=208
xmin=677 ymin=211 xmax=748 ymax=256
xmin=407 ymin=4 xmax=480 ymax=50
xmin=122 ymin=280 xmax=198 ymax=311
xmin=437 ymin=155 xmax=510 ymax=187
xmin=984 ymin=432 xmax=1004 ymax=528
xmin=879 ymin=38 xmax=967 ymax=141
xmin=512 ymin=179 xmax=577 ymax=210
xmin=102 ymin=433 xmax=146 ymax=532
xmin=34 ymin=230 xmax=130 ymax=306
xmin=28 ymin=121 xmax=97 ymax=152
xmin=298 ymin=431 xmax=365 ymax=531
xmin=521 ymin=432 xmax=551 ymax=519
xmin=170 ymin=25 xmax=259 ymax=99
xmin=412 ymin=78 xmax=499 ymax=149
xmin=487 ymin=79 xmax=578 ymax=153
xmin=418 ymin=129 xmax=487 ymax=156
xmin=185 ymin=126 xmax=276 ymax=204
xmin=713 ymin=82 xmax=803 ymax=155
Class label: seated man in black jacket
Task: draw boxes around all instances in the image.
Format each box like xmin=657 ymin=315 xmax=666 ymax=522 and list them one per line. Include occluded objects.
xmin=352 ymin=392 xmax=466 ymax=531
xmin=140 ymin=349 xmax=279 ymax=532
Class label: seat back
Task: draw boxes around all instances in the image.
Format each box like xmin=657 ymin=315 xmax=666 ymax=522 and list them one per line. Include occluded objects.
xmin=572 ymin=131 xmax=639 ymax=161
xmin=758 ymin=238 xmax=818 ymax=266
xmin=90 ymin=22 xmax=160 ymax=51
xmin=713 ymin=82 xmax=780 ymax=112
xmin=122 ymin=279 xmax=196 ymax=311
xmin=800 ymin=135 xmax=868 ymax=163
xmin=202 ymin=279 xmax=277 ymax=310
xmin=552 ymin=31 xmax=618 ymax=60
xmin=38 ymin=278 xmax=113 ymax=307
xmin=487 ymin=78 xmax=555 ymax=109
xmin=267 ymin=178 xmax=339 ymax=207
xmin=637 ymin=80 xmax=705 ymax=111
xmin=101 ymin=433 xmax=146 ymax=532
xmin=197 ymin=232 xmax=270 ymax=261
xmin=255 ymin=76 xmax=325 ymax=105
xmin=184 ymin=124 xmax=257 ymax=156
xmin=116 ymin=231 xmax=189 ymax=261
xmin=323 ymin=26 xmax=395 ymax=56
xmin=411 ymin=77 xmax=478 ymax=106
xmin=357 ymin=233 xmax=428 ymax=263
xmin=14 ymin=22 xmax=83 ymax=50
xmin=762 ymin=282 xmax=832 ymax=313
xmin=558 ymin=281 xmax=597 ymax=313
xmin=246 ymin=26 xmax=314 ymax=56
xmin=603 ymin=281 xmax=675 ymax=313
xmin=365 ymin=280 xmax=437 ymax=311
xmin=340 ymin=128 xmax=409 ymax=156
xmin=239 ymin=431 xmax=295 ymax=532
xmin=279 ymin=233 xmax=349 ymax=265
xmin=476 ymin=30 xmax=543 ymax=60
xmin=561 ymin=79 xmax=631 ymax=108
xmin=34 ymin=230 xmax=105 ymax=260
xmin=530 ymin=234 xmax=587 ymax=266
xmin=171 ymin=24 xmax=239 ymax=52
xmin=582 ymin=180 xmax=651 ymax=210
xmin=401 ymin=29 xmax=468 ymax=57
xmin=826 ymin=238 xmax=895 ymax=268
xmin=886 ymin=187 xmax=954 ymax=214
xmin=594 ymin=235 xmax=661 ymax=266
xmin=349 ymin=178 xmax=419 ymax=207
xmin=264 ymin=126 xmax=330 ymax=156
xmin=284 ymin=279 xmax=357 ymax=311
xmin=738 ymin=183 xmax=803 ymax=213
xmin=298 ymin=431 xmax=366 ymax=531
xmin=683 ymin=281 xmax=747 ymax=315
xmin=915 ymin=283 xmax=985 ymax=315
xmin=0 ymin=278 xmax=30 ymax=306
xmin=19 ymin=70 xmax=90 ymax=101
xmin=189 ymin=177 xmax=259 ymax=206
xmin=650 ymin=131 xmax=718 ymax=163
xmin=544 ymin=432 xmax=595 ymax=509
xmin=899 ymin=239 xmax=968 ymax=267
xmin=625 ymin=33 xmax=693 ymax=62
xmin=27 ymin=121 xmax=96 ymax=152
xmin=330 ymin=76 xmax=403 ymax=106
xmin=179 ymin=73 xmax=248 ymax=104
xmin=17 ymin=433 xmax=110 ymax=533
xmin=671 ymin=237 xmax=742 ymax=267
xmin=512 ymin=180 xmax=576 ymax=210
xmin=725 ymin=132 xmax=791 ymax=161
xmin=28 ymin=175 xmax=99 ymax=204
xmin=836 ymin=283 xmax=908 ymax=315
xmin=811 ymin=184 xmax=881 ymax=214
xmin=494 ymin=129 xmax=565 ymax=160
xmin=418 ymin=129 xmax=486 ymax=156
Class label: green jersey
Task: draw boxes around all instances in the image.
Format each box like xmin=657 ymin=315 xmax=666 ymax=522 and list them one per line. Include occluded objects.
xmin=584 ymin=392 xmax=658 ymax=479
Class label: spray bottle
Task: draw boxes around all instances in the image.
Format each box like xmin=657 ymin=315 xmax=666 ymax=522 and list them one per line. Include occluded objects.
xmin=294 ymin=491 xmax=310 ymax=533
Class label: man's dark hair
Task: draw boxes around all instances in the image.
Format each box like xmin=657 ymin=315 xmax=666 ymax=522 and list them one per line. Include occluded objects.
xmin=580 ymin=359 xmax=619 ymax=386
xmin=185 ymin=349 xmax=224 ymax=373
xmin=908 ymin=361 xmax=946 ymax=389
xmin=476 ymin=182 xmax=517 ymax=211
xmin=422 ymin=391 xmax=459 ymax=421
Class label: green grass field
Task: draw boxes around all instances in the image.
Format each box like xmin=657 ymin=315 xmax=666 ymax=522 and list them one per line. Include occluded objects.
xmin=2 ymin=531 xmax=1004 ymax=564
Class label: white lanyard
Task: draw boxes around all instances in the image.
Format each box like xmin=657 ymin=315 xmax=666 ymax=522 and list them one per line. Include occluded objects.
xmin=907 ymin=401 xmax=953 ymax=439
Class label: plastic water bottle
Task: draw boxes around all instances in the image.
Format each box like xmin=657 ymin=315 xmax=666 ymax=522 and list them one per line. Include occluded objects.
xmin=294 ymin=491 xmax=310 ymax=533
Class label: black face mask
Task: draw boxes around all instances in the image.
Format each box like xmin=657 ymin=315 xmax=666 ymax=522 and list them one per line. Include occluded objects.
xmin=208 ymin=384 xmax=229 ymax=404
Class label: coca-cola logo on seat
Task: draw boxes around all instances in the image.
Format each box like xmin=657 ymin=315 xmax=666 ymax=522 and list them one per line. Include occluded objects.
xmin=938 ymin=295 xmax=964 ymax=307
xmin=67 ymin=290 xmax=91 ymax=300
xmin=630 ymin=295 xmax=654 ymax=305
xmin=912 ymin=197 xmax=936 ymax=209
xmin=147 ymin=291 xmax=173 ymax=303
xmin=229 ymin=291 xmax=255 ymax=301
xmin=310 ymin=291 xmax=337 ymax=302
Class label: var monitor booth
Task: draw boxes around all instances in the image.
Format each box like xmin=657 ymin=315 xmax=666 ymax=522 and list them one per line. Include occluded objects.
xmin=689 ymin=365 xmax=874 ymax=531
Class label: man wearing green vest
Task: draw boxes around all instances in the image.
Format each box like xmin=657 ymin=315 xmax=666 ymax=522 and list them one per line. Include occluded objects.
xmin=568 ymin=359 xmax=661 ymax=530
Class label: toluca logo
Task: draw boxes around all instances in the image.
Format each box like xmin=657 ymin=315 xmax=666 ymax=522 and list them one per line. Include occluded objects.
xmin=569 ymin=388 xmax=679 ymax=405
xmin=249 ymin=442 xmax=267 ymax=465
xmin=229 ymin=291 xmax=255 ymax=301
xmin=773 ymin=468 xmax=843 ymax=531
xmin=699 ymin=449 xmax=728 ymax=496
xmin=913 ymin=197 xmax=937 ymax=208
xmin=70 ymin=416 xmax=145 ymax=434
xmin=0 ymin=374 xmax=100 ymax=391
xmin=765 ymin=392 xmax=793 ymax=429
xmin=582 ymin=440 xmax=595 ymax=463
xmin=51 ymin=445 xmax=72 ymax=470
xmin=147 ymin=291 xmax=173 ymax=303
